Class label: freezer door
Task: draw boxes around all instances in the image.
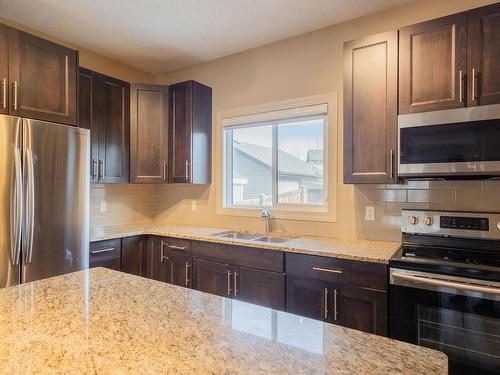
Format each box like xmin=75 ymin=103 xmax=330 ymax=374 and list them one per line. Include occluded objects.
xmin=22 ymin=119 xmax=89 ymax=283
xmin=0 ymin=115 xmax=22 ymax=288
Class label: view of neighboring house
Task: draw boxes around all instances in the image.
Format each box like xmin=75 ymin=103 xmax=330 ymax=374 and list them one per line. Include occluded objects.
xmin=232 ymin=141 xmax=324 ymax=206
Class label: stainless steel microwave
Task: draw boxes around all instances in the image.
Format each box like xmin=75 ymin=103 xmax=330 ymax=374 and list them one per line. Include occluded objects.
xmin=398 ymin=104 xmax=500 ymax=178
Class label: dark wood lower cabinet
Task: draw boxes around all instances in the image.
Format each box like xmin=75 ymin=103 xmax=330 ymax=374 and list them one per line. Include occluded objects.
xmin=145 ymin=236 xmax=168 ymax=282
xmin=166 ymin=251 xmax=192 ymax=288
xmin=192 ymin=258 xmax=231 ymax=297
xmin=89 ymin=239 xmax=121 ymax=271
xmin=121 ymin=236 xmax=147 ymax=276
xmin=235 ymin=266 xmax=285 ymax=311
xmin=286 ymin=276 xmax=334 ymax=322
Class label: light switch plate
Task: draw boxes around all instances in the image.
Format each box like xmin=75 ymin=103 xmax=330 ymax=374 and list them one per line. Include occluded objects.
xmin=100 ymin=200 xmax=107 ymax=213
xmin=191 ymin=200 xmax=197 ymax=211
xmin=365 ymin=206 xmax=375 ymax=221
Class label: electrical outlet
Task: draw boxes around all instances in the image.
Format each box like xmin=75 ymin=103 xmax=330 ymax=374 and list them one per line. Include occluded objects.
xmin=191 ymin=200 xmax=197 ymax=211
xmin=365 ymin=206 xmax=375 ymax=221
xmin=100 ymin=200 xmax=107 ymax=213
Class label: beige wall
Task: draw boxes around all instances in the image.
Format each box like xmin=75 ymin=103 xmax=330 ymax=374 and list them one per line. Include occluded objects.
xmin=149 ymin=0 xmax=500 ymax=242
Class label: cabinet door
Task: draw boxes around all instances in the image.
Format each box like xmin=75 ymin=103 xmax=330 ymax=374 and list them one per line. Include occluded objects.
xmin=337 ymin=286 xmax=387 ymax=336
xmin=233 ymin=266 xmax=285 ymax=310
xmin=8 ymin=28 xmax=77 ymax=125
xmin=121 ymin=236 xmax=146 ymax=276
xmin=343 ymin=31 xmax=398 ymax=184
xmin=89 ymin=239 xmax=121 ymax=271
xmin=97 ymin=76 xmax=130 ymax=183
xmin=192 ymin=258 xmax=231 ymax=298
xmin=169 ymin=81 xmax=192 ymax=183
xmin=467 ymin=3 xmax=500 ymax=106
xmin=144 ymin=237 xmax=168 ymax=282
xmin=0 ymin=24 xmax=8 ymax=115
xmin=286 ymin=276 xmax=334 ymax=322
xmin=166 ymin=251 xmax=192 ymax=288
xmin=130 ymin=84 xmax=169 ymax=183
xmin=399 ymin=13 xmax=467 ymax=114
xmin=78 ymin=68 xmax=100 ymax=182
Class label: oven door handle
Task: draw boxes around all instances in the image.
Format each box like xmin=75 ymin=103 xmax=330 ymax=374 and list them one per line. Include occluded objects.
xmin=391 ymin=270 xmax=500 ymax=298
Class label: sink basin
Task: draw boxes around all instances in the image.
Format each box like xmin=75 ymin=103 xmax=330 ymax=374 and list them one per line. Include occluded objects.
xmin=211 ymin=231 xmax=261 ymax=240
xmin=252 ymin=236 xmax=295 ymax=243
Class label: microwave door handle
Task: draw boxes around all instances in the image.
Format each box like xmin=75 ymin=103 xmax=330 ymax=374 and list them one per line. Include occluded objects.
xmin=392 ymin=271 xmax=500 ymax=297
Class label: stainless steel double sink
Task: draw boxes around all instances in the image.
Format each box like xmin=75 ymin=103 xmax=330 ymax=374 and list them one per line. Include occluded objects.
xmin=211 ymin=231 xmax=296 ymax=244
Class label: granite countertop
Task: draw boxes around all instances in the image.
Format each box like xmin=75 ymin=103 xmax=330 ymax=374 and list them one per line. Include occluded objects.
xmin=90 ymin=224 xmax=400 ymax=264
xmin=0 ymin=268 xmax=447 ymax=374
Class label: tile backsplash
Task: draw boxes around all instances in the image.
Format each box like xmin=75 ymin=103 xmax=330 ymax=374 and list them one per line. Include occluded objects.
xmin=90 ymin=180 xmax=500 ymax=243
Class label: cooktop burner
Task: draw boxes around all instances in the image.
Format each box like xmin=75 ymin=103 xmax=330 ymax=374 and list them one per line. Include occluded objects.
xmin=400 ymin=245 xmax=500 ymax=269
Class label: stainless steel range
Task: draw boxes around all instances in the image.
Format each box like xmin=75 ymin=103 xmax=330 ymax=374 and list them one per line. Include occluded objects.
xmin=390 ymin=209 xmax=500 ymax=375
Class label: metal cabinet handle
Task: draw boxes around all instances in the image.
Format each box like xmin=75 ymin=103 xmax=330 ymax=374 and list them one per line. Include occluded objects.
xmin=168 ymin=245 xmax=186 ymax=251
xmin=160 ymin=241 xmax=168 ymax=262
xmin=163 ymin=161 xmax=168 ymax=181
xmin=389 ymin=149 xmax=394 ymax=179
xmin=91 ymin=159 xmax=97 ymax=179
xmin=185 ymin=160 xmax=190 ymax=182
xmin=13 ymin=81 xmax=18 ymax=110
xmin=90 ymin=247 xmax=115 ymax=254
xmin=227 ymin=270 xmax=232 ymax=296
xmin=2 ymin=78 xmax=6 ymax=109
xmin=472 ymin=68 xmax=478 ymax=102
xmin=323 ymin=288 xmax=329 ymax=320
xmin=185 ymin=262 xmax=190 ymax=286
xmin=233 ymin=271 xmax=239 ymax=297
xmin=459 ymin=70 xmax=464 ymax=103
xmin=313 ymin=266 xmax=343 ymax=274
xmin=333 ymin=289 xmax=338 ymax=321
xmin=98 ymin=160 xmax=103 ymax=180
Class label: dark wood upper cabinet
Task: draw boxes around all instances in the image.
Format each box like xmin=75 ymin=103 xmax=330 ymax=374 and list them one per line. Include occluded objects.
xmin=78 ymin=68 xmax=130 ymax=183
xmin=130 ymin=84 xmax=169 ymax=183
xmin=8 ymin=28 xmax=77 ymax=125
xmin=343 ymin=31 xmax=398 ymax=184
xmin=467 ymin=2 xmax=500 ymax=107
xmin=78 ymin=68 xmax=100 ymax=182
xmin=399 ymin=13 xmax=467 ymax=114
xmin=169 ymin=80 xmax=212 ymax=184
xmin=0 ymin=25 xmax=8 ymax=115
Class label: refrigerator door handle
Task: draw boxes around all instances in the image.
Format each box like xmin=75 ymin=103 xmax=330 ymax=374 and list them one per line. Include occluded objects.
xmin=23 ymin=149 xmax=35 ymax=264
xmin=11 ymin=147 xmax=23 ymax=265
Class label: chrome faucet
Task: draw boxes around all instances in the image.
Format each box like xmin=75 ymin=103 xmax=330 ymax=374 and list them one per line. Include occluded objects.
xmin=260 ymin=208 xmax=272 ymax=235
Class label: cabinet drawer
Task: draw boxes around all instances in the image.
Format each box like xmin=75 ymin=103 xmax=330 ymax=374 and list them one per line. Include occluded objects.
xmin=192 ymin=241 xmax=284 ymax=273
xmin=286 ymin=253 xmax=387 ymax=291
xmin=161 ymin=237 xmax=191 ymax=254
xmin=89 ymin=239 xmax=121 ymax=271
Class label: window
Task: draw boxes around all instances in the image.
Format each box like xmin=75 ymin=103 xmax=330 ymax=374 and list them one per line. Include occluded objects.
xmin=223 ymin=103 xmax=327 ymax=211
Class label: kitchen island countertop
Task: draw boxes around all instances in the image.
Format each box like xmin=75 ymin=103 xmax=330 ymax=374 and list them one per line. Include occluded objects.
xmin=0 ymin=268 xmax=447 ymax=374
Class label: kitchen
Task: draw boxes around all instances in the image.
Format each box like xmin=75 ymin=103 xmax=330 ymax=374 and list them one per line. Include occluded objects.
xmin=0 ymin=0 xmax=499 ymax=374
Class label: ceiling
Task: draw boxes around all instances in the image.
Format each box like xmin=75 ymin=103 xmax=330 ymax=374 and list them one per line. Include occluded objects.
xmin=0 ymin=0 xmax=412 ymax=74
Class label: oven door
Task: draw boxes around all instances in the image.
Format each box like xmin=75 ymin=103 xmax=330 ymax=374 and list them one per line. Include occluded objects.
xmin=390 ymin=268 xmax=500 ymax=375
xmin=398 ymin=104 xmax=500 ymax=177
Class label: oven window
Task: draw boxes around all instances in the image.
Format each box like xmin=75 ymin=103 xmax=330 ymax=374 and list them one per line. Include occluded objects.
xmin=417 ymin=305 xmax=500 ymax=374
xmin=400 ymin=119 xmax=500 ymax=164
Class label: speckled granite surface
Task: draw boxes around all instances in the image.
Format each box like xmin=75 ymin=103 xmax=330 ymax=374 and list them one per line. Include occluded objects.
xmin=0 ymin=268 xmax=447 ymax=374
xmin=90 ymin=224 xmax=400 ymax=264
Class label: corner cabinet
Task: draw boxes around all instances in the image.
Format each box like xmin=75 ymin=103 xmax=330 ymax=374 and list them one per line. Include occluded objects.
xmin=130 ymin=84 xmax=169 ymax=183
xmin=343 ymin=31 xmax=398 ymax=184
xmin=0 ymin=23 xmax=77 ymax=125
xmin=169 ymin=81 xmax=212 ymax=184
xmin=78 ymin=68 xmax=130 ymax=183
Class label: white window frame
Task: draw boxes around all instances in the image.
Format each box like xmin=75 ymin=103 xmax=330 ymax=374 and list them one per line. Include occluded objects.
xmin=216 ymin=93 xmax=337 ymax=223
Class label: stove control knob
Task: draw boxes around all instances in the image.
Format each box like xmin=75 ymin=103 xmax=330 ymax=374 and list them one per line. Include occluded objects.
xmin=408 ymin=216 xmax=418 ymax=225
xmin=424 ymin=217 xmax=433 ymax=226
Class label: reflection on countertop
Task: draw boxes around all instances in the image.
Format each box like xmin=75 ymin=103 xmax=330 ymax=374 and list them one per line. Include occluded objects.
xmin=0 ymin=268 xmax=447 ymax=374
xmin=90 ymin=223 xmax=400 ymax=264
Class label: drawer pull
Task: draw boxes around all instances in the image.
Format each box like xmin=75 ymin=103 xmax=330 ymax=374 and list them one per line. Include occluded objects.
xmin=90 ymin=248 xmax=115 ymax=254
xmin=168 ymin=245 xmax=187 ymax=251
xmin=313 ymin=266 xmax=343 ymax=274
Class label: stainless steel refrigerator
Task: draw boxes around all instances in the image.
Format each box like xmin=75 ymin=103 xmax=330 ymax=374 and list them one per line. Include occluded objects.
xmin=0 ymin=114 xmax=89 ymax=288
